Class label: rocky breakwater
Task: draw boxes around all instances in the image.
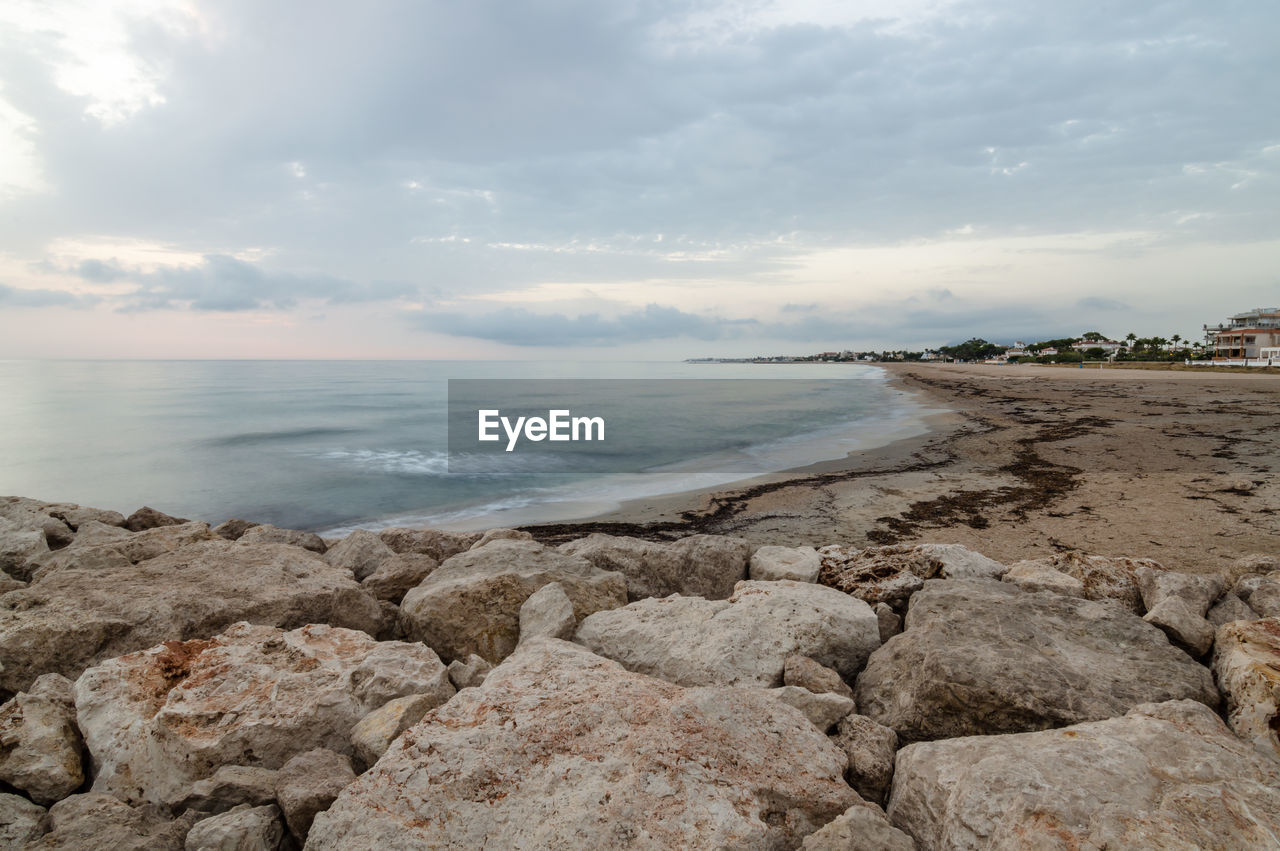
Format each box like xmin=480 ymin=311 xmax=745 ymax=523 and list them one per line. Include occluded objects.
xmin=1 ymin=495 xmax=1279 ymax=848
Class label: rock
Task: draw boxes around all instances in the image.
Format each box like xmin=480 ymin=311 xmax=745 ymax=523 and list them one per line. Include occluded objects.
xmin=400 ymin=539 xmax=627 ymax=663
xmin=1213 ymin=618 xmax=1280 ymax=761
xmin=376 ymin=527 xmax=480 ymax=561
xmin=74 ymin=621 xmax=453 ymax=804
xmin=184 ymin=804 xmax=284 ymax=851
xmin=350 ymin=693 xmax=442 ymax=770
xmin=1224 ymin=553 xmax=1280 ymax=588
xmin=854 ymin=579 xmax=1219 ymax=742
xmin=172 ymin=765 xmax=279 ymax=815
xmin=1135 ymin=566 xmax=1222 ymax=614
xmin=275 ymin=749 xmax=356 ymax=843
xmin=469 ymin=528 xmax=534 ymax=549
xmin=123 ymin=505 xmax=188 ymax=532
xmin=818 ymin=543 xmax=1006 ymax=607
xmin=1207 ymin=593 xmax=1260 ymax=627
xmin=831 ymin=713 xmax=898 ymax=806
xmin=801 ymin=803 xmax=916 ymax=850
xmin=0 ymin=497 xmax=74 ymax=549
xmin=360 ymin=553 xmax=437 ymax=604
xmin=0 ymin=792 xmax=46 ymax=847
xmin=517 ymin=581 xmax=576 ymax=643
xmin=31 ymin=793 xmax=197 ymax=850
xmin=62 ymin=519 xmax=132 ymax=548
xmin=873 ymin=602 xmax=901 ymax=643
xmin=0 ymin=575 xmax=25 ymax=594
xmin=237 ymin=524 xmax=327 ymax=554
xmin=888 ymin=700 xmax=1280 ymax=849
xmin=322 ymin=529 xmax=394 ymax=580
xmin=0 ymin=520 xmax=50 ymax=580
xmin=1143 ymin=596 xmax=1216 ymax=656
xmin=50 ymin=506 xmax=126 ymax=530
xmin=1001 ymin=560 xmax=1086 ymax=597
xmin=0 ymin=539 xmax=384 ymax=696
xmin=373 ymin=600 xmax=402 ymax=641
xmin=784 ymin=654 xmax=853 ymax=698
xmin=559 ymin=532 xmax=752 ymax=601
xmin=771 ymin=686 xmax=856 ymax=731
xmin=750 ymin=545 xmax=821 ymax=583
xmin=446 ymin=654 xmax=493 ymax=690
xmin=306 ymin=639 xmax=858 ymax=849
xmin=29 ymin=522 xmax=220 ymax=581
xmin=1236 ymin=571 xmax=1280 ymax=618
xmin=211 ymin=518 xmax=259 ymax=541
xmin=1009 ymin=552 xmax=1163 ymax=613
xmin=577 ymin=579 xmax=880 ymax=687
xmin=0 ymin=673 xmax=83 ymax=804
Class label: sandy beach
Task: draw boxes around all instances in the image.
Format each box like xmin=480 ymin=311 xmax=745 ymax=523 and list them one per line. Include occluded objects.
xmin=527 ymin=363 xmax=1280 ymax=574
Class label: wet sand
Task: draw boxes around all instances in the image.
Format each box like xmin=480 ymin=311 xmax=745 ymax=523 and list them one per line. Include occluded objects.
xmin=523 ymin=363 xmax=1280 ymax=574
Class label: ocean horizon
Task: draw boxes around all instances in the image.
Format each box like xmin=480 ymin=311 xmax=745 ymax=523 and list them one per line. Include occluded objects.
xmin=0 ymin=359 xmax=933 ymax=533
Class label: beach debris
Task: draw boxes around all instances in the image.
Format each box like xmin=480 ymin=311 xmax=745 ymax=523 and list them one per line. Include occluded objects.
xmin=559 ymin=532 xmax=752 ymax=601
xmin=576 ymin=579 xmax=880 ymax=688
xmin=305 ymin=639 xmax=858 ymax=850
xmin=123 ymin=505 xmax=188 ymax=532
xmin=0 ymin=539 xmax=383 ymax=697
xmin=400 ymin=539 xmax=626 ymax=664
xmin=831 ymin=713 xmax=899 ymax=806
xmin=854 ymin=579 xmax=1218 ymax=742
xmin=749 ymin=544 xmax=822 ymax=582
xmin=818 ymin=543 xmax=1007 ymax=608
xmin=517 ymin=580 xmax=577 ymax=643
xmin=74 ymin=622 xmax=452 ymax=805
xmin=888 ymin=700 xmax=1280 ymax=849
xmin=184 ymin=804 xmax=285 ymax=851
xmin=0 ymin=673 xmax=83 ymax=805
xmin=274 ymin=748 xmax=356 ymax=843
xmin=237 ymin=523 xmax=327 ymax=554
xmin=784 ymin=653 xmax=853 ymax=698
xmin=1212 ymin=617 xmax=1280 ymax=761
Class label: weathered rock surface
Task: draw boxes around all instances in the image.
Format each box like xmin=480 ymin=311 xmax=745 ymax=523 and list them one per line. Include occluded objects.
xmin=517 ymin=580 xmax=576 ymax=643
xmin=400 ymin=539 xmax=627 ymax=663
xmin=306 ymin=639 xmax=858 ymax=849
xmin=446 ymin=654 xmax=493 ymax=690
xmin=888 ymin=700 xmax=1280 ymax=849
xmin=801 ymin=803 xmax=916 ymax=850
xmin=1207 ymin=592 xmax=1259 ymax=627
xmin=0 ymin=518 xmax=49 ymax=580
xmin=1236 ymin=571 xmax=1280 ymax=618
xmin=359 ymin=553 xmax=437 ymax=604
xmin=123 ymin=505 xmax=188 ymax=532
xmin=376 ymin=527 xmax=480 ymax=561
xmin=0 ymin=496 xmax=74 ymax=549
xmin=322 ymin=529 xmax=394 ymax=580
xmin=237 ymin=524 xmax=326 ymax=554
xmin=211 ymin=518 xmax=258 ymax=541
xmin=75 ymin=622 xmax=452 ymax=804
xmin=577 ymin=579 xmax=880 ymax=687
xmin=0 ymin=575 xmax=25 ymax=594
xmin=30 ymin=793 xmax=197 ymax=850
xmin=0 ymin=540 xmax=383 ymax=696
xmin=559 ymin=532 xmax=752 ymax=601
xmin=785 ymin=654 xmax=853 ymax=698
xmin=1008 ymin=552 xmax=1163 ymax=613
xmin=854 ymin=579 xmax=1219 ymax=742
xmin=818 ymin=543 xmax=1006 ymax=607
xmin=184 ymin=803 xmax=284 ymax=851
xmin=1224 ymin=553 xmax=1280 ymax=587
xmin=750 ymin=545 xmax=822 ymax=583
xmin=1144 ymin=596 xmax=1216 ymax=656
xmin=771 ymin=686 xmax=856 ymax=732
xmin=873 ymin=602 xmax=901 ymax=643
xmin=469 ymin=528 xmax=533 ymax=549
xmin=171 ymin=765 xmax=279 ymax=815
xmin=1001 ymin=561 xmax=1085 ymax=597
xmin=832 ymin=713 xmax=898 ymax=807
xmin=1135 ymin=566 xmax=1222 ymax=613
xmin=0 ymin=792 xmax=46 ymax=847
xmin=0 ymin=673 xmax=83 ymax=805
xmin=350 ymin=693 xmax=442 ymax=770
xmin=275 ymin=748 xmax=355 ymax=843
xmin=1213 ymin=618 xmax=1280 ymax=761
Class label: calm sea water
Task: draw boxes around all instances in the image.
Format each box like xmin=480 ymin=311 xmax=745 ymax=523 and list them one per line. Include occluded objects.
xmin=0 ymin=360 xmax=931 ymax=532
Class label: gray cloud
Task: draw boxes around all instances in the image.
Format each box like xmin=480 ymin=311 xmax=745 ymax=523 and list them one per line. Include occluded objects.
xmin=0 ymin=283 xmax=90 ymax=307
xmin=416 ymin=304 xmax=758 ymax=346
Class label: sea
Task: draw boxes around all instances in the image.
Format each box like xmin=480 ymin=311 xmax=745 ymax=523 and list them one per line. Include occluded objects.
xmin=0 ymin=360 xmax=934 ymax=533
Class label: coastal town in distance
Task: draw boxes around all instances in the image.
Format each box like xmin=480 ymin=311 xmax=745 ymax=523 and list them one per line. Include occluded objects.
xmin=689 ymin=306 xmax=1280 ymax=367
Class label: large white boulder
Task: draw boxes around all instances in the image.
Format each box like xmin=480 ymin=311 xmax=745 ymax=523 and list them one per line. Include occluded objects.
xmin=559 ymin=533 xmax=752 ymax=600
xmin=1213 ymin=617 xmax=1280 ymax=761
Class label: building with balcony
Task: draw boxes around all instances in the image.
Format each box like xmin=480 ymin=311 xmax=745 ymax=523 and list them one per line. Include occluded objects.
xmin=1204 ymin=308 xmax=1280 ymax=359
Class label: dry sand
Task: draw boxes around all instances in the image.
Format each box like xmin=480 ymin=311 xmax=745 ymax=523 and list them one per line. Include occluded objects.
xmin=525 ymin=363 xmax=1280 ymax=574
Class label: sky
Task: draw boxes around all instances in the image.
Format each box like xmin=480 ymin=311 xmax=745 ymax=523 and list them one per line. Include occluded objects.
xmin=0 ymin=0 xmax=1276 ymax=359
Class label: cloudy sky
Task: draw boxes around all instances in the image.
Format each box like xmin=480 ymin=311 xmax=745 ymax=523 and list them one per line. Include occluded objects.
xmin=0 ymin=0 xmax=1276 ymax=358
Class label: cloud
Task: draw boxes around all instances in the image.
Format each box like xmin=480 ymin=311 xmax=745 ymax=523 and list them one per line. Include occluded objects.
xmin=1077 ymin=296 xmax=1130 ymax=311
xmin=415 ymin=303 xmax=759 ymax=346
xmin=0 ymin=283 xmax=89 ymax=307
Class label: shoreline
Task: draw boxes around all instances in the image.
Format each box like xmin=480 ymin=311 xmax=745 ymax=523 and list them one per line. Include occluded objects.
xmin=522 ymin=363 xmax=1280 ymax=573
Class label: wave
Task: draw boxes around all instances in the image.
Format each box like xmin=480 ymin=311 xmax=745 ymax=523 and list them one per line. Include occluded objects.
xmin=205 ymin=427 xmax=361 ymax=447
